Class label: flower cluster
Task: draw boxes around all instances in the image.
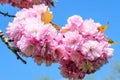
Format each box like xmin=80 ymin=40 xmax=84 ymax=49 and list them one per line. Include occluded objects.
xmin=0 ymin=0 xmax=53 ymax=8
xmin=58 ymin=15 xmax=114 ymax=79
xmin=6 ymin=4 xmax=114 ymax=80
xmin=6 ymin=4 xmax=58 ymax=66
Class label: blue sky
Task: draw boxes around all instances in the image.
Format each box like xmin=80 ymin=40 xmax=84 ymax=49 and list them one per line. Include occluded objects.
xmin=0 ymin=0 xmax=120 ymax=80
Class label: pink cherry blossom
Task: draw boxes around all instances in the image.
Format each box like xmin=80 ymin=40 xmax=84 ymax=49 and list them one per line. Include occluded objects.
xmin=81 ymin=40 xmax=113 ymax=61
xmin=81 ymin=40 xmax=103 ymax=61
xmin=58 ymin=15 xmax=114 ymax=79
xmin=32 ymin=24 xmax=58 ymax=66
xmin=62 ymin=31 xmax=83 ymax=52
xmin=59 ymin=58 xmax=85 ymax=80
xmin=17 ymin=36 xmax=36 ymax=57
xmin=17 ymin=23 xmax=58 ymax=65
xmin=80 ymin=19 xmax=101 ymax=35
xmin=67 ymin=15 xmax=83 ymax=31
xmin=60 ymin=15 xmax=83 ymax=34
xmin=6 ymin=12 xmax=114 ymax=80
xmin=6 ymin=4 xmax=59 ymax=66
xmin=6 ymin=4 xmax=48 ymax=45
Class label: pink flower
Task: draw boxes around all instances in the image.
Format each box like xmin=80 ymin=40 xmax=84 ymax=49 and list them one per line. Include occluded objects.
xmin=81 ymin=40 xmax=103 ymax=61
xmin=23 ymin=18 xmax=43 ymax=40
xmin=62 ymin=31 xmax=83 ymax=51
xmin=68 ymin=15 xmax=83 ymax=26
xmin=67 ymin=15 xmax=83 ymax=31
xmin=60 ymin=15 xmax=83 ymax=33
xmin=31 ymin=24 xmax=58 ymax=66
xmin=17 ymin=36 xmax=36 ymax=57
xmin=6 ymin=4 xmax=59 ymax=66
xmin=6 ymin=12 xmax=114 ymax=80
xmin=6 ymin=4 xmax=49 ymax=44
xmin=6 ymin=20 xmax=25 ymax=45
xmin=81 ymin=40 xmax=114 ymax=61
xmin=80 ymin=19 xmax=101 ymax=35
xmin=54 ymin=45 xmax=67 ymax=61
xmin=18 ymin=24 xmax=58 ymax=65
xmin=58 ymin=15 xmax=114 ymax=79
xmin=59 ymin=58 xmax=85 ymax=80
xmin=102 ymin=42 xmax=114 ymax=58
xmin=56 ymin=31 xmax=84 ymax=63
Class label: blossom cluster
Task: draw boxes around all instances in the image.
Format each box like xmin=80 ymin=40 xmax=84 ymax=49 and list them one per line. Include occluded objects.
xmin=0 ymin=0 xmax=53 ymax=8
xmin=6 ymin=4 xmax=58 ymax=66
xmin=58 ymin=15 xmax=114 ymax=79
xmin=6 ymin=4 xmax=114 ymax=80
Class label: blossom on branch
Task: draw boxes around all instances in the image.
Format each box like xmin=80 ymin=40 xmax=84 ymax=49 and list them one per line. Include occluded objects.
xmin=6 ymin=4 xmax=58 ymax=66
xmin=0 ymin=0 xmax=54 ymax=8
xmin=5 ymin=4 xmax=114 ymax=80
xmin=59 ymin=15 xmax=114 ymax=79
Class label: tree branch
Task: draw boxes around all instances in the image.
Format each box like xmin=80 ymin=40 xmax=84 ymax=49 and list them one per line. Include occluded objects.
xmin=0 ymin=30 xmax=26 ymax=64
xmin=0 ymin=11 xmax=15 ymax=18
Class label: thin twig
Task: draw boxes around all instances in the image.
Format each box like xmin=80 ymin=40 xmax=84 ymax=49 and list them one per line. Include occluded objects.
xmin=0 ymin=30 xmax=26 ymax=64
xmin=0 ymin=11 xmax=15 ymax=18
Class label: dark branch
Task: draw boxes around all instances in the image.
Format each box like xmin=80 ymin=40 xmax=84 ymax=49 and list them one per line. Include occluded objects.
xmin=0 ymin=11 xmax=15 ymax=18
xmin=0 ymin=30 xmax=26 ymax=64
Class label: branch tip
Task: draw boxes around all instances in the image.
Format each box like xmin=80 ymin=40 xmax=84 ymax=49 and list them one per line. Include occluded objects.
xmin=0 ymin=11 xmax=15 ymax=18
xmin=0 ymin=29 xmax=27 ymax=64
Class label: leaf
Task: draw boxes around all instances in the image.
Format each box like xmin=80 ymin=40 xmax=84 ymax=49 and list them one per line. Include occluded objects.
xmin=107 ymin=38 xmax=116 ymax=45
xmin=97 ymin=22 xmax=109 ymax=33
xmin=41 ymin=8 xmax=53 ymax=24
xmin=50 ymin=22 xmax=60 ymax=30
